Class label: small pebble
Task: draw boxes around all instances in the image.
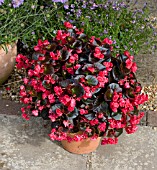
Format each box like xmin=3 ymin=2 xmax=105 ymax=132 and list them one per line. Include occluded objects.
xmin=152 ymin=127 xmax=157 ymax=131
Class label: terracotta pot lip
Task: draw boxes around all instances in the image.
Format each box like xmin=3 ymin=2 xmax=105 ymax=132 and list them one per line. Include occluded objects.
xmin=64 ymin=131 xmax=101 ymax=140
xmin=0 ymin=42 xmax=17 ymax=49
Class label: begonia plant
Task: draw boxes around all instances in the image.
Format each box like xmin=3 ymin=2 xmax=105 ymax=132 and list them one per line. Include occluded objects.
xmin=16 ymin=22 xmax=148 ymax=145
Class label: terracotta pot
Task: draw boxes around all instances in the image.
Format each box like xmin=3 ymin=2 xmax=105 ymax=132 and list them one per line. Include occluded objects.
xmin=61 ymin=132 xmax=101 ymax=154
xmin=0 ymin=43 xmax=17 ymax=84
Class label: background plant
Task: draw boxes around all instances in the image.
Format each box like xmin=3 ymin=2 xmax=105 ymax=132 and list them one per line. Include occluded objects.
xmin=0 ymin=0 xmax=156 ymax=55
xmin=0 ymin=0 xmax=64 ymax=51
xmin=60 ymin=0 xmax=157 ymax=55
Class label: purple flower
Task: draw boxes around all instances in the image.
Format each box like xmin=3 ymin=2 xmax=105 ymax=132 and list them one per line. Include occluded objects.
xmin=52 ymin=0 xmax=68 ymax=3
xmin=113 ymin=40 xmax=116 ymax=44
xmin=12 ymin=0 xmax=24 ymax=8
xmin=70 ymin=4 xmax=75 ymax=8
xmin=64 ymin=4 xmax=69 ymax=9
xmin=0 ymin=0 xmax=4 ymax=5
xmin=103 ymin=29 xmax=108 ymax=34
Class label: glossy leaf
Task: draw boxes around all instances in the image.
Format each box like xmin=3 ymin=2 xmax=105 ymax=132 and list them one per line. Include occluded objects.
xmin=44 ymin=64 xmax=54 ymax=74
xmin=82 ymin=98 xmax=94 ymax=104
xmin=112 ymin=113 xmax=122 ymax=120
xmin=51 ymin=121 xmax=60 ymax=129
xmin=61 ymin=49 xmax=70 ymax=61
xmin=118 ymin=54 xmax=128 ymax=62
xmin=114 ymin=128 xmax=123 ymax=137
xmin=126 ymin=87 xmax=135 ymax=98
xmin=74 ymin=75 xmax=85 ymax=80
xmin=51 ymin=104 xmax=64 ymax=113
xmin=41 ymin=99 xmax=47 ymax=105
xmin=82 ymin=64 xmax=93 ymax=71
xmin=41 ymin=108 xmax=49 ymax=120
xmin=42 ymin=80 xmax=51 ymax=89
xmin=108 ymin=83 xmax=122 ymax=92
xmin=84 ymin=113 xmax=95 ymax=120
xmin=72 ymin=40 xmax=82 ymax=49
xmin=66 ymin=36 xmax=75 ymax=44
xmin=93 ymin=101 xmax=109 ymax=113
xmin=94 ymin=62 xmax=106 ymax=70
xmin=67 ymin=108 xmax=79 ymax=119
xmin=32 ymin=52 xmax=44 ymax=60
xmin=104 ymin=89 xmax=113 ymax=101
xmin=71 ymin=84 xmax=85 ymax=97
xmin=78 ymin=33 xmax=87 ymax=40
xmin=60 ymin=79 xmax=72 ymax=88
xmin=79 ymin=122 xmax=87 ymax=131
xmin=112 ymin=66 xmax=124 ymax=81
xmin=92 ymin=88 xmax=101 ymax=94
xmin=120 ymin=62 xmax=130 ymax=75
xmin=45 ymin=42 xmax=58 ymax=51
xmin=86 ymin=75 xmax=98 ymax=86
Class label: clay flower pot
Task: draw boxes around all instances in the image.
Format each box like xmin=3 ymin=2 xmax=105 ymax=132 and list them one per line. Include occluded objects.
xmin=0 ymin=43 xmax=17 ymax=84
xmin=61 ymin=132 xmax=101 ymax=154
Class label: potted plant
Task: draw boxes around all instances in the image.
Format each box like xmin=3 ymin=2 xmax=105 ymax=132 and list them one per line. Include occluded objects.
xmin=0 ymin=0 xmax=24 ymax=84
xmin=0 ymin=0 xmax=66 ymax=84
xmin=16 ymin=22 xmax=148 ymax=154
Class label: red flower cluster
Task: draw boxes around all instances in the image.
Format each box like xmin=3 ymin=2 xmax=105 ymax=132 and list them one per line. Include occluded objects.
xmin=16 ymin=22 xmax=148 ymax=145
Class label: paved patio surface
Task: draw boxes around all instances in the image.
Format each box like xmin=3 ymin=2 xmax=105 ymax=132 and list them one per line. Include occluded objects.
xmin=0 ymin=114 xmax=157 ymax=170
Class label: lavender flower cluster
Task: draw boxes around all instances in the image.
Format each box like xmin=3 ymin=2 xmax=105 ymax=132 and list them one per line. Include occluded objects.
xmin=0 ymin=0 xmax=24 ymax=8
xmin=52 ymin=0 xmax=68 ymax=3
xmin=0 ymin=0 xmax=4 ymax=5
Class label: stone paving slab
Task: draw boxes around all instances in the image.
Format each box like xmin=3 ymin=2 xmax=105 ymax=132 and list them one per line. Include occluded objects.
xmin=147 ymin=110 xmax=157 ymax=127
xmin=0 ymin=115 xmax=157 ymax=170
xmin=0 ymin=93 xmax=23 ymax=116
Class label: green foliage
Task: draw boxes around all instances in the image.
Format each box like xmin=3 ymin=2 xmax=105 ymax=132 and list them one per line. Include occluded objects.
xmin=0 ymin=0 xmax=64 ymax=46
xmin=0 ymin=0 xmax=156 ymax=55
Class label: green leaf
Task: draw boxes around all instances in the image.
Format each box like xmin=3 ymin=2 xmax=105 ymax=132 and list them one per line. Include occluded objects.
xmin=45 ymin=42 xmax=58 ymax=51
xmin=67 ymin=108 xmax=79 ymax=119
xmin=44 ymin=64 xmax=54 ymax=74
xmin=42 ymin=80 xmax=51 ymax=89
xmin=51 ymin=121 xmax=60 ymax=129
xmin=84 ymin=113 xmax=95 ymax=120
xmin=93 ymin=101 xmax=109 ymax=113
xmin=104 ymin=89 xmax=113 ymax=101
xmin=120 ymin=62 xmax=130 ymax=75
xmin=61 ymin=49 xmax=70 ymax=61
xmin=114 ymin=128 xmax=123 ymax=137
xmin=41 ymin=108 xmax=49 ymax=120
xmin=72 ymin=40 xmax=82 ymax=50
xmin=118 ymin=54 xmax=127 ymax=62
xmin=86 ymin=75 xmax=98 ymax=86
xmin=32 ymin=52 xmax=44 ymax=60
xmin=66 ymin=36 xmax=75 ymax=44
xmin=108 ymin=83 xmax=122 ymax=92
xmin=112 ymin=113 xmax=122 ymax=120
xmin=126 ymin=87 xmax=135 ymax=98
xmin=94 ymin=62 xmax=106 ymax=70
xmin=32 ymin=97 xmax=37 ymax=102
xmin=112 ymin=66 xmax=124 ymax=81
xmin=71 ymin=84 xmax=85 ymax=97
xmin=60 ymin=79 xmax=72 ymax=88
xmin=92 ymin=88 xmax=101 ymax=94
xmin=78 ymin=33 xmax=87 ymax=40
xmin=41 ymin=99 xmax=48 ymax=105
xmin=82 ymin=98 xmax=94 ymax=104
xmin=51 ymin=104 xmax=63 ymax=113
xmin=1 ymin=44 xmax=8 ymax=54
